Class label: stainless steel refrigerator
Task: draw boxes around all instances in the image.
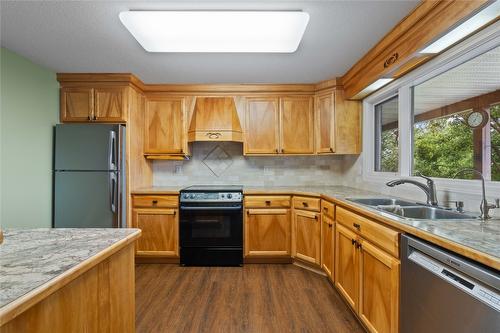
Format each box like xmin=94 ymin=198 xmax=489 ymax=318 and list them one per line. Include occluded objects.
xmin=53 ymin=124 xmax=126 ymax=228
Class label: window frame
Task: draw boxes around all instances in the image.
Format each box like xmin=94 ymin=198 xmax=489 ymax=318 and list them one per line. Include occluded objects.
xmin=363 ymin=21 xmax=500 ymax=196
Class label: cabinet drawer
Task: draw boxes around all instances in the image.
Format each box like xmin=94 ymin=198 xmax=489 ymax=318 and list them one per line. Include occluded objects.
xmin=132 ymin=195 xmax=178 ymax=208
xmin=244 ymin=195 xmax=291 ymax=208
xmin=336 ymin=206 xmax=399 ymax=257
xmin=293 ymin=196 xmax=320 ymax=212
xmin=321 ymin=200 xmax=335 ymax=219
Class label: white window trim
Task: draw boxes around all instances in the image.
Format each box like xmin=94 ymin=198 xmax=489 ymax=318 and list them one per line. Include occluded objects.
xmin=362 ymin=21 xmax=500 ymax=197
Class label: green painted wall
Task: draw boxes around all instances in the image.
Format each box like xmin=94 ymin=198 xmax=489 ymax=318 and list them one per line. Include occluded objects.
xmin=1 ymin=47 xmax=59 ymax=228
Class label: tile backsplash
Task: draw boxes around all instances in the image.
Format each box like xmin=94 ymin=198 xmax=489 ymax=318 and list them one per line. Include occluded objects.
xmin=153 ymin=142 xmax=345 ymax=186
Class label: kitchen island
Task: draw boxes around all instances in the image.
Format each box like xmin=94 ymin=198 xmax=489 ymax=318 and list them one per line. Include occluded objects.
xmin=0 ymin=228 xmax=140 ymax=332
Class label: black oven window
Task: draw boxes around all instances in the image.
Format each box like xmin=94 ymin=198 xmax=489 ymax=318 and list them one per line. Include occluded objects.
xmin=191 ymin=215 xmax=231 ymax=239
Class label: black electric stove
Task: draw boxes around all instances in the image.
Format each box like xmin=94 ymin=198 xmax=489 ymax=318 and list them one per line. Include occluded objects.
xmin=179 ymin=185 xmax=243 ymax=266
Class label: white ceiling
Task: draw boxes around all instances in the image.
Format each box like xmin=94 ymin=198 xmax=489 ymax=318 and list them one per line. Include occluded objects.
xmin=0 ymin=0 xmax=418 ymax=84
xmin=414 ymin=46 xmax=500 ymax=115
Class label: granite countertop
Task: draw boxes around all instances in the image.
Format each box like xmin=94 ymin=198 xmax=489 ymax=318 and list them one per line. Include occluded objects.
xmin=133 ymin=185 xmax=500 ymax=267
xmin=0 ymin=228 xmax=140 ymax=310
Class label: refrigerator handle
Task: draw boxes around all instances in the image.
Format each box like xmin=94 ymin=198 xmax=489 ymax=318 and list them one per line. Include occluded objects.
xmin=109 ymin=172 xmax=117 ymax=214
xmin=108 ymin=130 xmax=117 ymax=171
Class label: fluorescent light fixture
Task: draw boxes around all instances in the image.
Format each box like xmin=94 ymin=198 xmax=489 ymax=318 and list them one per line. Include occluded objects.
xmin=420 ymin=1 xmax=500 ymax=54
xmin=353 ymin=78 xmax=394 ymax=99
xmin=119 ymin=11 xmax=309 ymax=53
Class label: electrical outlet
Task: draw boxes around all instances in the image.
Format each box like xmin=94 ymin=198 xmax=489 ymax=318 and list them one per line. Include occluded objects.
xmin=174 ymin=165 xmax=183 ymax=174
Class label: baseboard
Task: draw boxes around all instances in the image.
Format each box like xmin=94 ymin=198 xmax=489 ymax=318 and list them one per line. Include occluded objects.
xmin=292 ymin=259 xmax=326 ymax=276
xmin=244 ymin=257 xmax=293 ymax=264
xmin=135 ymin=256 xmax=180 ymax=264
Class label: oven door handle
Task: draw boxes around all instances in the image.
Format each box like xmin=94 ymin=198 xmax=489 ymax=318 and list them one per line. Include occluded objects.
xmin=180 ymin=205 xmax=242 ymax=210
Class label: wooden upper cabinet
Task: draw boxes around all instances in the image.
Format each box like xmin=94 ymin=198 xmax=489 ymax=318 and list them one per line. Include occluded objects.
xmin=315 ymin=89 xmax=361 ymax=155
xmin=244 ymin=97 xmax=280 ymax=154
xmin=132 ymin=208 xmax=179 ymax=258
xmin=280 ymin=96 xmax=314 ymax=154
xmin=94 ymin=87 xmax=128 ymax=122
xmin=60 ymin=87 xmax=94 ymax=122
xmin=60 ymin=86 xmax=128 ymax=123
xmin=293 ymin=209 xmax=320 ymax=265
xmin=245 ymin=208 xmax=291 ymax=258
xmin=144 ymin=97 xmax=187 ymax=155
xmin=358 ymin=239 xmax=400 ymax=333
xmin=334 ymin=89 xmax=361 ymax=154
xmin=316 ymin=92 xmax=335 ymax=153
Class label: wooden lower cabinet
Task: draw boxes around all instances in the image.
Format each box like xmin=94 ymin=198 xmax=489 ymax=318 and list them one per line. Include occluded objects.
xmin=293 ymin=209 xmax=321 ymax=265
xmin=132 ymin=208 xmax=179 ymax=258
xmin=358 ymin=239 xmax=400 ymax=333
xmin=335 ymin=224 xmax=358 ymax=309
xmin=321 ymin=213 xmax=334 ymax=280
xmin=335 ymin=223 xmax=400 ymax=333
xmin=245 ymin=208 xmax=291 ymax=257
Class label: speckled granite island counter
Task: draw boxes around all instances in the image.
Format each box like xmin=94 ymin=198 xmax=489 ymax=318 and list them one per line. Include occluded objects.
xmin=0 ymin=228 xmax=141 ymax=332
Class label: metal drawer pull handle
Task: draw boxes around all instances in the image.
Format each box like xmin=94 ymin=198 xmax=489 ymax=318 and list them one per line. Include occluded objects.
xmin=314 ymin=215 xmax=318 ymax=220
xmin=152 ymin=200 xmax=158 ymax=205
xmin=356 ymin=242 xmax=362 ymax=249
xmin=265 ymin=200 xmax=271 ymax=205
xmin=353 ymin=223 xmax=361 ymax=229
xmin=302 ymin=202 xmax=309 ymax=207
xmin=351 ymin=239 xmax=356 ymax=245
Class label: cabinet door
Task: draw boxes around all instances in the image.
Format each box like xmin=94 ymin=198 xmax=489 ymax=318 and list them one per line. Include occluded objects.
xmin=316 ymin=92 xmax=335 ymax=153
xmin=293 ymin=209 xmax=320 ymax=265
xmin=94 ymin=87 xmax=128 ymax=122
xmin=280 ymin=96 xmax=314 ymax=154
xmin=245 ymin=209 xmax=291 ymax=257
xmin=321 ymin=214 xmax=334 ymax=279
xmin=358 ymin=240 xmax=400 ymax=333
xmin=60 ymin=87 xmax=94 ymax=122
xmin=132 ymin=208 xmax=179 ymax=257
xmin=333 ymin=89 xmax=361 ymax=154
xmin=244 ymin=97 xmax=280 ymax=154
xmin=144 ymin=98 xmax=186 ymax=154
xmin=335 ymin=223 xmax=358 ymax=310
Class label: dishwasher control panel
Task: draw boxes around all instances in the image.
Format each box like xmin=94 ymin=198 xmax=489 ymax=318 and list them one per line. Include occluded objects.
xmin=409 ymin=250 xmax=500 ymax=311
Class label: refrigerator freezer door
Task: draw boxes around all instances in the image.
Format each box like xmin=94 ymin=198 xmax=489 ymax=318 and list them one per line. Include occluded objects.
xmin=54 ymin=124 xmax=119 ymax=171
xmin=54 ymin=171 xmax=118 ymax=228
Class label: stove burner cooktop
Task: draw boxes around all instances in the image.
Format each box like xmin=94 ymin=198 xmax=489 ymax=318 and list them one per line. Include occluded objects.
xmin=182 ymin=185 xmax=243 ymax=192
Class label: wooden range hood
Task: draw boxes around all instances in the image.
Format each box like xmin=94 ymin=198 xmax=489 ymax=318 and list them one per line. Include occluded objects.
xmin=188 ymin=97 xmax=243 ymax=142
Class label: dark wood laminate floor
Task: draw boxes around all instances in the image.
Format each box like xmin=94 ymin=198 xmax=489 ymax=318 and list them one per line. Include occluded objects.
xmin=136 ymin=264 xmax=365 ymax=333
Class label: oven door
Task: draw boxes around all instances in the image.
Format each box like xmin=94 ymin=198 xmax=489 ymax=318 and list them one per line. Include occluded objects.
xmin=180 ymin=203 xmax=243 ymax=248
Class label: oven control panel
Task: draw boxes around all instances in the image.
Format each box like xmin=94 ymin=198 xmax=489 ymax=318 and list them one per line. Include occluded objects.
xmin=180 ymin=192 xmax=243 ymax=203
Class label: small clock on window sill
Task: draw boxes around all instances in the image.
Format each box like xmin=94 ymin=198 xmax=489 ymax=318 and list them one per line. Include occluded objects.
xmin=466 ymin=109 xmax=489 ymax=129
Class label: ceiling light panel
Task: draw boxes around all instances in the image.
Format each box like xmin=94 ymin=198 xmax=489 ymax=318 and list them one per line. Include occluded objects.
xmin=119 ymin=11 xmax=310 ymax=53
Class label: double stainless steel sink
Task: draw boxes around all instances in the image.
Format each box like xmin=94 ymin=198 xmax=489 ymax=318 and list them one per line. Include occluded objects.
xmin=346 ymin=197 xmax=476 ymax=220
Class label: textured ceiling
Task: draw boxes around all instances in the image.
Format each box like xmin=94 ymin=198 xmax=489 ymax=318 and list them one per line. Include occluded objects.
xmin=0 ymin=0 xmax=418 ymax=84
xmin=414 ymin=46 xmax=500 ymax=115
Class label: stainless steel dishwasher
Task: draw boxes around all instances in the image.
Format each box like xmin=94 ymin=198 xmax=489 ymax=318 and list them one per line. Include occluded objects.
xmin=401 ymin=234 xmax=500 ymax=333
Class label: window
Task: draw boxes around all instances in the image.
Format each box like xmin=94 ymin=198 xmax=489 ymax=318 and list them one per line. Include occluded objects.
xmin=374 ymin=96 xmax=399 ymax=172
xmin=412 ymin=46 xmax=500 ymax=181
